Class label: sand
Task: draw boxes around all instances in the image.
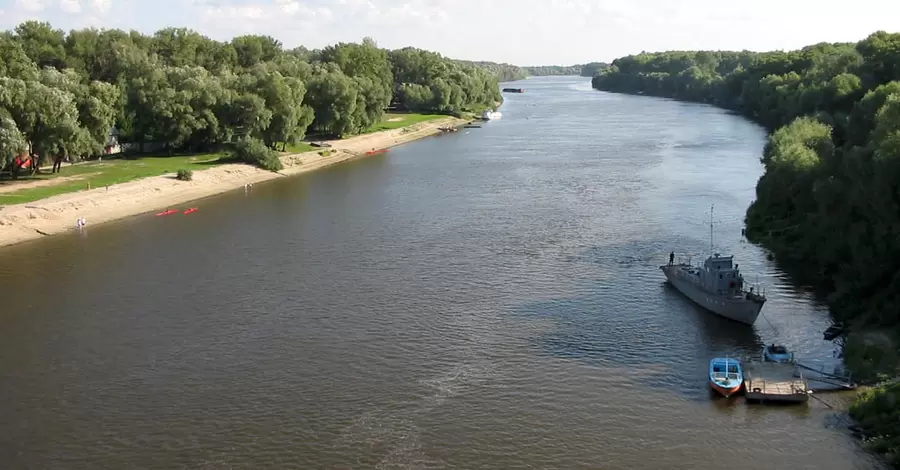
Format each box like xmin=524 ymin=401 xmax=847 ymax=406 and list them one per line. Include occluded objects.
xmin=0 ymin=116 xmax=466 ymax=248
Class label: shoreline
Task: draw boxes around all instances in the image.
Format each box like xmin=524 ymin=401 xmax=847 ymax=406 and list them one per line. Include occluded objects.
xmin=0 ymin=116 xmax=466 ymax=248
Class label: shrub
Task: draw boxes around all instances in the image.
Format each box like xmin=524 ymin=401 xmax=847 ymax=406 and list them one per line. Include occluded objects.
xmin=176 ymin=169 xmax=193 ymax=181
xmin=229 ymin=138 xmax=283 ymax=171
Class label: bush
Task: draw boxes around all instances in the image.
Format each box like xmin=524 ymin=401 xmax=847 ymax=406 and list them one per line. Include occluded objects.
xmin=176 ymin=169 xmax=193 ymax=181
xmin=850 ymin=382 xmax=900 ymax=465
xmin=229 ymin=138 xmax=283 ymax=171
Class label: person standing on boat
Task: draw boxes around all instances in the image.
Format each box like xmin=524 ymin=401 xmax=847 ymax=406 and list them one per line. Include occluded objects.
xmin=669 ymin=251 xmax=675 ymax=265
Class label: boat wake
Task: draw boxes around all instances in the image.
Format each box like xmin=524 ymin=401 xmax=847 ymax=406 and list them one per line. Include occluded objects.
xmin=334 ymin=360 xmax=495 ymax=469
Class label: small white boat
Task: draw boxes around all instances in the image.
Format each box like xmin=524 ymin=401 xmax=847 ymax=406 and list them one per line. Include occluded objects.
xmin=481 ymin=110 xmax=502 ymax=121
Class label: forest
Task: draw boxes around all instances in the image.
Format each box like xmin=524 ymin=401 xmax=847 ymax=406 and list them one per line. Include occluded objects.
xmin=592 ymin=32 xmax=900 ymax=462
xmin=455 ymin=60 xmax=593 ymax=82
xmin=0 ymin=21 xmax=504 ymax=173
xmin=522 ymin=65 xmax=583 ymax=76
xmin=579 ymin=62 xmax=609 ymax=77
xmin=454 ymin=60 xmax=528 ymax=81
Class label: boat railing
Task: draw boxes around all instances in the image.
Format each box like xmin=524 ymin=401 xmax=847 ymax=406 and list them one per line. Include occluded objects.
xmin=744 ymin=285 xmax=766 ymax=301
xmin=712 ymin=372 xmax=741 ymax=381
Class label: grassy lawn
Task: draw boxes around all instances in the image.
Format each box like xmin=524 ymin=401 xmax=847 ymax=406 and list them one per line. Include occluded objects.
xmin=283 ymin=142 xmax=316 ymax=153
xmin=365 ymin=112 xmax=444 ymax=133
xmin=0 ymin=153 xmax=226 ymax=204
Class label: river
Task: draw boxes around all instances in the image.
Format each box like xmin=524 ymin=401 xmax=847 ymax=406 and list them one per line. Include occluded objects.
xmin=0 ymin=76 xmax=882 ymax=469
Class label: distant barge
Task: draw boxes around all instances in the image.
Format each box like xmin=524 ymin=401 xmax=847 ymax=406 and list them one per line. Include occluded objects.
xmin=502 ymin=88 xmax=525 ymax=93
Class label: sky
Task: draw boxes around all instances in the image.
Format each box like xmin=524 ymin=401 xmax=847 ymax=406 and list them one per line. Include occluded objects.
xmin=0 ymin=0 xmax=898 ymax=65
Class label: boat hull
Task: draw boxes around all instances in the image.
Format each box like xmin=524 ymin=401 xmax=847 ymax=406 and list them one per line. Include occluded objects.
xmin=710 ymin=381 xmax=743 ymax=397
xmin=764 ymin=351 xmax=793 ymax=363
xmin=661 ymin=265 xmax=764 ymax=325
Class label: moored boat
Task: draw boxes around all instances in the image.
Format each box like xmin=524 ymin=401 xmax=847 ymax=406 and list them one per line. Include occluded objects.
xmin=763 ymin=344 xmax=794 ymax=363
xmin=709 ymin=357 xmax=744 ymax=397
xmin=660 ymin=205 xmax=767 ymax=325
xmin=481 ymin=110 xmax=502 ymax=120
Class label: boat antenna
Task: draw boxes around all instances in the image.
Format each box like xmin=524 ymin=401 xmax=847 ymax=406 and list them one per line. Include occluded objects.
xmin=709 ymin=204 xmax=714 ymax=256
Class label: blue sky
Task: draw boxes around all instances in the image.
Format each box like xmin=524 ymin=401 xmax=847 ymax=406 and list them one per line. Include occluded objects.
xmin=0 ymin=0 xmax=897 ymax=65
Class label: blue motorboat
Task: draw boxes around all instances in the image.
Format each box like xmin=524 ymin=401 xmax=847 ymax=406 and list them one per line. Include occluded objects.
xmin=763 ymin=344 xmax=794 ymax=363
xmin=709 ymin=357 xmax=744 ymax=397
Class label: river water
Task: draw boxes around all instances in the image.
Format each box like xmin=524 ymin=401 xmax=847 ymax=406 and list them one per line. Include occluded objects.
xmin=0 ymin=76 xmax=882 ymax=469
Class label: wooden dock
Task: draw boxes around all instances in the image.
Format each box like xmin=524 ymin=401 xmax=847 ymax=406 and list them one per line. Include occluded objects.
xmin=743 ymin=362 xmax=810 ymax=404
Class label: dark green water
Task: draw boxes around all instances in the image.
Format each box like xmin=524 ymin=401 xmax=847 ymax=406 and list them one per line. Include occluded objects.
xmin=0 ymin=76 xmax=882 ymax=469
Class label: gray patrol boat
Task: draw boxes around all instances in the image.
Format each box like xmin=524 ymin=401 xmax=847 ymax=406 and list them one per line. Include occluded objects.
xmin=659 ymin=205 xmax=767 ymax=325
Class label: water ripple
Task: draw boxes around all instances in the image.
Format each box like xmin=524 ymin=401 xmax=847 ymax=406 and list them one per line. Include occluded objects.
xmin=0 ymin=76 xmax=882 ymax=470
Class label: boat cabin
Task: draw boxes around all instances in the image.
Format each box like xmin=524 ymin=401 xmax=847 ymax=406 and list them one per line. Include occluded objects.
xmin=711 ymin=361 xmax=741 ymax=380
xmin=699 ymin=254 xmax=744 ymax=296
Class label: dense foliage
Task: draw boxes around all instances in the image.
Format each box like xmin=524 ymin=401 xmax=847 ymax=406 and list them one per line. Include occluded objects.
xmin=522 ymin=65 xmax=583 ymax=76
xmin=455 ymin=60 xmax=526 ymax=82
xmin=592 ymin=32 xmax=900 ymax=331
xmin=456 ymin=60 xmax=588 ymax=81
xmin=579 ymin=62 xmax=609 ymax=77
xmin=592 ymin=32 xmax=900 ymax=463
xmin=0 ymin=22 xmax=503 ymax=174
xmin=851 ymin=382 xmax=900 ymax=466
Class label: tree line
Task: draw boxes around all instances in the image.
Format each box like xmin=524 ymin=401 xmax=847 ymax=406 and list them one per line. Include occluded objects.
xmin=592 ymin=32 xmax=900 ymax=461
xmin=522 ymin=65 xmax=583 ymax=76
xmin=592 ymin=32 xmax=900 ymax=331
xmin=0 ymin=21 xmax=505 ymax=174
xmin=456 ymin=60 xmax=604 ymax=82
xmin=579 ymin=62 xmax=609 ymax=77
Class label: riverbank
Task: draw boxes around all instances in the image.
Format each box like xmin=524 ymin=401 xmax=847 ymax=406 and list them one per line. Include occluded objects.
xmin=593 ymin=65 xmax=900 ymax=465
xmin=0 ymin=116 xmax=466 ymax=248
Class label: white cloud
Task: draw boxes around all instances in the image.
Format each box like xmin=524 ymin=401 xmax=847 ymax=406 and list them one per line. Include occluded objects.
xmin=91 ymin=0 xmax=111 ymax=13
xmin=15 ymin=0 xmax=46 ymax=12
xmin=277 ymin=1 xmax=300 ymax=15
xmin=59 ymin=0 xmax=82 ymax=14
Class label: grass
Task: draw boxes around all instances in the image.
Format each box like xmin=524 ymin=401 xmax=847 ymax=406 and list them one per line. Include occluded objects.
xmin=365 ymin=112 xmax=444 ymax=133
xmin=0 ymin=152 xmax=226 ymax=204
xmin=283 ymin=142 xmax=316 ymax=153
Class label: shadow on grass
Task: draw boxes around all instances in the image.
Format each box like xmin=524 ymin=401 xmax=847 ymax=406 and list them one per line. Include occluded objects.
xmin=193 ymin=156 xmax=236 ymax=166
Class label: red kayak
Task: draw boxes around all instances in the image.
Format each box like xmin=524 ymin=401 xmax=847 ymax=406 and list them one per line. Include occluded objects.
xmin=155 ymin=209 xmax=179 ymax=216
xmin=183 ymin=208 xmax=198 ymax=215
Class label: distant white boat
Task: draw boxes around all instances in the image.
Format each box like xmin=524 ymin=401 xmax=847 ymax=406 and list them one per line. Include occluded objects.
xmin=481 ymin=110 xmax=502 ymax=120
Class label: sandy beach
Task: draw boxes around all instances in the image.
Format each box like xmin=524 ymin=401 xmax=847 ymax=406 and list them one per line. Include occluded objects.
xmin=0 ymin=116 xmax=466 ymax=248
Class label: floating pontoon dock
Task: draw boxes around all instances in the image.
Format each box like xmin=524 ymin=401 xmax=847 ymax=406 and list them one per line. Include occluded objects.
xmin=743 ymin=362 xmax=810 ymax=404
xmin=794 ymin=362 xmax=857 ymax=391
